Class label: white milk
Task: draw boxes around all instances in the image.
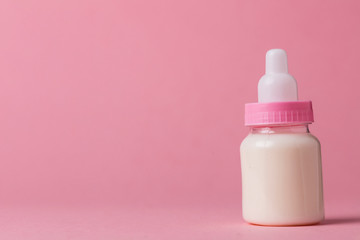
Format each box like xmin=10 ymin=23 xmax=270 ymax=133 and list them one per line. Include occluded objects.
xmin=240 ymin=125 xmax=324 ymax=225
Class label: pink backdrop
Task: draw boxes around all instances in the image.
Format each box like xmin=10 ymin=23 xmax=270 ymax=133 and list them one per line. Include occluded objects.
xmin=0 ymin=0 xmax=359 ymax=239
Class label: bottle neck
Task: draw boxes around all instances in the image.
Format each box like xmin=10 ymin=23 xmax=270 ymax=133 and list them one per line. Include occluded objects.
xmin=250 ymin=124 xmax=310 ymax=134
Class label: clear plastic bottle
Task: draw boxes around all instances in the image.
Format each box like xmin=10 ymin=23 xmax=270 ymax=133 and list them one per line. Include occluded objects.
xmin=241 ymin=124 xmax=324 ymax=226
xmin=240 ymin=49 xmax=324 ymax=226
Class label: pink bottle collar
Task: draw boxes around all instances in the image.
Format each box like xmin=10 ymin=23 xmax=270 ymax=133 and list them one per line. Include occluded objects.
xmin=245 ymin=101 xmax=314 ymax=126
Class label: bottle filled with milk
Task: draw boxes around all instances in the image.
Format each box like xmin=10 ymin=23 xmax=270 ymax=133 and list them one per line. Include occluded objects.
xmin=240 ymin=49 xmax=324 ymax=226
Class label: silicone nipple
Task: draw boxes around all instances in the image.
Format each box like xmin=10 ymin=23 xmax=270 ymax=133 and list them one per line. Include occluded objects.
xmin=258 ymin=49 xmax=298 ymax=103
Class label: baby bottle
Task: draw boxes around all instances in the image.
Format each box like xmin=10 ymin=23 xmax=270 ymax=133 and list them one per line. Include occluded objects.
xmin=240 ymin=49 xmax=324 ymax=226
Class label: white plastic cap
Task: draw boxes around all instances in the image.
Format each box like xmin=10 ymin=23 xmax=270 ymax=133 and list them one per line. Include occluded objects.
xmin=258 ymin=49 xmax=298 ymax=103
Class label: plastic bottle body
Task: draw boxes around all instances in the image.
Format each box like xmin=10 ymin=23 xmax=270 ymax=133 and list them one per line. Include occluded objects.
xmin=240 ymin=124 xmax=324 ymax=226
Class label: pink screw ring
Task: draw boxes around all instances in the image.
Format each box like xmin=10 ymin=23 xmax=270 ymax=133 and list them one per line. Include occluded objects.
xmin=244 ymin=101 xmax=314 ymax=126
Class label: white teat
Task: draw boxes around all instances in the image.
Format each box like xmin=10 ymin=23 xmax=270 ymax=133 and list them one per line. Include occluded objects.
xmin=258 ymin=49 xmax=298 ymax=103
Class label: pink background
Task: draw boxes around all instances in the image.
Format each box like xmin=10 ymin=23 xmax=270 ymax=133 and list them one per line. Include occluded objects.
xmin=0 ymin=0 xmax=359 ymax=239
